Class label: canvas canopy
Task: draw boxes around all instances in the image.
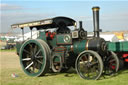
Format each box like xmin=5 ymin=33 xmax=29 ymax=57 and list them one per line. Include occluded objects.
xmin=11 ymin=17 xmax=76 ymax=30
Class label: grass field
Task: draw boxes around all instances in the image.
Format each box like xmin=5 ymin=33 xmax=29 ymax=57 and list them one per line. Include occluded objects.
xmin=0 ymin=42 xmax=128 ymax=85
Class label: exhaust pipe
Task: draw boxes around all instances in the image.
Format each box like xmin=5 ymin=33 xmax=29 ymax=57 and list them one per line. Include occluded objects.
xmin=92 ymin=6 xmax=100 ymax=37
xmin=79 ymin=21 xmax=83 ymax=30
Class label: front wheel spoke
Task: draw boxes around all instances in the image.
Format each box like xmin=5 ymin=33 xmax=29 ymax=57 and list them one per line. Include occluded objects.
xmin=22 ymin=58 xmax=31 ymax=61
xmin=91 ymin=61 xmax=98 ymax=66
xmin=81 ymin=58 xmax=87 ymax=64
xmin=25 ymin=62 xmax=34 ymax=69
xmin=87 ymin=69 xmax=90 ymax=77
xmin=86 ymin=53 xmax=91 ymax=62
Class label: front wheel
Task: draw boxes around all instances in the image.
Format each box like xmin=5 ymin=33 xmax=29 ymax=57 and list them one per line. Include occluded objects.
xmin=75 ymin=50 xmax=103 ymax=80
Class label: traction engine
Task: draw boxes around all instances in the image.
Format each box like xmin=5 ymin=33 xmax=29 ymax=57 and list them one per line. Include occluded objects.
xmin=11 ymin=6 xmax=119 ymax=80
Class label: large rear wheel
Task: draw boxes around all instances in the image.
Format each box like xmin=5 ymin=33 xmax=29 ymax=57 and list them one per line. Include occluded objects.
xmin=19 ymin=39 xmax=51 ymax=77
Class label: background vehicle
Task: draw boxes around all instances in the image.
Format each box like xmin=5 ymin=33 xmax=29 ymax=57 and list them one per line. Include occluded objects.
xmin=108 ymin=41 xmax=128 ymax=69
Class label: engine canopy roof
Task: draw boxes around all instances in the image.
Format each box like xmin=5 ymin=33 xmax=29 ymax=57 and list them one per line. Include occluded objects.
xmin=11 ymin=16 xmax=76 ymax=30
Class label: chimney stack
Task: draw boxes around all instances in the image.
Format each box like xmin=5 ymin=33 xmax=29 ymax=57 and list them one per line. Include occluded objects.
xmin=92 ymin=6 xmax=100 ymax=37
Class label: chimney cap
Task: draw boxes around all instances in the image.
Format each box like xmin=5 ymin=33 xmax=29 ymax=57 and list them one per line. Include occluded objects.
xmin=92 ymin=6 xmax=100 ymax=11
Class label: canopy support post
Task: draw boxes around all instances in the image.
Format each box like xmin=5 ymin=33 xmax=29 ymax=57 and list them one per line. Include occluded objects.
xmin=30 ymin=27 xmax=33 ymax=39
xmin=21 ymin=28 xmax=24 ymax=41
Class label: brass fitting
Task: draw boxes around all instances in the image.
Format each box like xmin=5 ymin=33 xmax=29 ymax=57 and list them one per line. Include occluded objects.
xmin=92 ymin=6 xmax=100 ymax=11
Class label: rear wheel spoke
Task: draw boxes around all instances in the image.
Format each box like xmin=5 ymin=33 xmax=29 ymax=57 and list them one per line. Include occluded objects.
xmin=25 ymin=62 xmax=33 ymax=69
xmin=36 ymin=60 xmax=42 ymax=64
xmin=35 ymin=49 xmax=41 ymax=56
xmin=22 ymin=58 xmax=31 ymax=61
xmin=23 ymin=49 xmax=31 ymax=55
xmin=28 ymin=44 xmax=33 ymax=48
xmin=35 ymin=56 xmax=43 ymax=59
xmin=33 ymin=64 xmax=35 ymax=72
xmin=34 ymin=45 xmax=38 ymax=54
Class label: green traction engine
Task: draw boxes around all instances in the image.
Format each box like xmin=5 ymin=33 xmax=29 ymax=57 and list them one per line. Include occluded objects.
xmin=11 ymin=7 xmax=119 ymax=80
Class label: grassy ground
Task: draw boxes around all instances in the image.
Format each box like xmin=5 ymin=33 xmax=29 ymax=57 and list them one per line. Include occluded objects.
xmin=0 ymin=49 xmax=16 ymax=52
xmin=0 ymin=51 xmax=128 ymax=85
xmin=0 ymin=41 xmax=128 ymax=85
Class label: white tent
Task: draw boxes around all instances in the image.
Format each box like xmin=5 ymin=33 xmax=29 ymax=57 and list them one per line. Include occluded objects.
xmin=100 ymin=34 xmax=119 ymax=42
xmin=88 ymin=34 xmax=119 ymax=42
xmin=124 ymin=34 xmax=128 ymax=41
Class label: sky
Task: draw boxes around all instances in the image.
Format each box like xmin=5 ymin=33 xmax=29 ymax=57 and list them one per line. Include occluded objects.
xmin=1 ymin=0 xmax=128 ymax=33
